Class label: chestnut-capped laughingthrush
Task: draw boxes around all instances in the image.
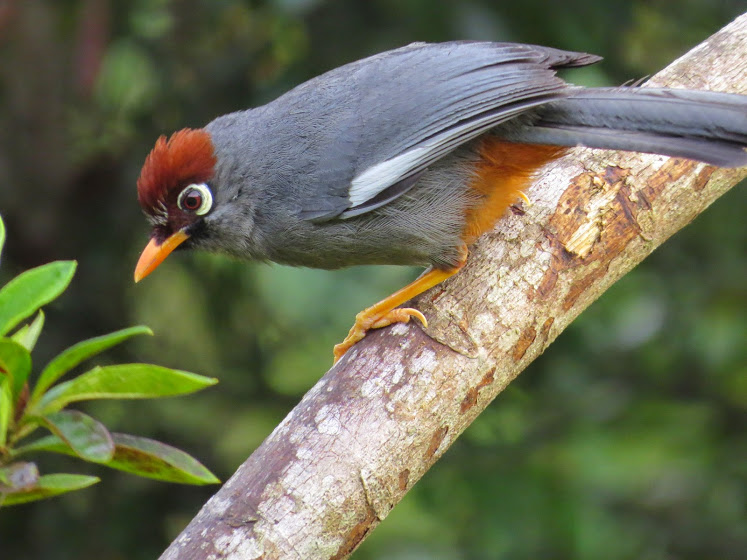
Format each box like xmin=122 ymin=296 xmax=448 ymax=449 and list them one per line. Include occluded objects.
xmin=134 ymin=42 xmax=747 ymax=363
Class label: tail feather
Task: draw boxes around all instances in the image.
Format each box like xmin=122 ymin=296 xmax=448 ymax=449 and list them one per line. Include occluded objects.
xmin=500 ymin=87 xmax=747 ymax=167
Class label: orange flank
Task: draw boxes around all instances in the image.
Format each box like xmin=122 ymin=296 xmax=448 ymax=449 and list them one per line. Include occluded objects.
xmin=462 ymin=140 xmax=567 ymax=242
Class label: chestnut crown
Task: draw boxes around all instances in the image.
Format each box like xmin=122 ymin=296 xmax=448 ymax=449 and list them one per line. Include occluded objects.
xmin=137 ymin=128 xmax=217 ymax=237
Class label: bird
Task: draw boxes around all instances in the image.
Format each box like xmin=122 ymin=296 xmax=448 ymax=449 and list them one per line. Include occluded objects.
xmin=133 ymin=41 xmax=747 ymax=364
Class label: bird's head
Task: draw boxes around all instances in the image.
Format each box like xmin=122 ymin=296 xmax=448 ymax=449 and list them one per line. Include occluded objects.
xmin=134 ymin=128 xmax=217 ymax=282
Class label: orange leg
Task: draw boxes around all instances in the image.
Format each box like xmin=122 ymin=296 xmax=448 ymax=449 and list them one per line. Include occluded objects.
xmin=333 ymin=245 xmax=468 ymax=363
xmin=333 ymin=141 xmax=565 ymax=364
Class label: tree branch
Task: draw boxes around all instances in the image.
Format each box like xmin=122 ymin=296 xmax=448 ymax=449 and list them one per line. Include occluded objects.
xmin=161 ymin=15 xmax=747 ymax=560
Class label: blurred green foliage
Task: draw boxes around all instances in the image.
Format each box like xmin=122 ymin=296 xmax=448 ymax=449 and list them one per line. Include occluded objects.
xmin=0 ymin=0 xmax=744 ymax=558
xmin=0 ymin=217 xmax=218 ymax=508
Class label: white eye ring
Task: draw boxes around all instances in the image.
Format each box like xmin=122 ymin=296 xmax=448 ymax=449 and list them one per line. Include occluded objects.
xmin=177 ymin=183 xmax=213 ymax=216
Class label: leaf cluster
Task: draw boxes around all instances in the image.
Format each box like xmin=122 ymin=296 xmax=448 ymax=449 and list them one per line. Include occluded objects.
xmin=0 ymin=216 xmax=219 ymax=507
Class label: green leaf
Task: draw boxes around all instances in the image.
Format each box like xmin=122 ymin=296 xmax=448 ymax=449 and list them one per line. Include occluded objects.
xmin=8 ymin=434 xmax=68 ymax=458
xmin=105 ymin=433 xmax=219 ymax=484
xmin=11 ymin=311 xmax=45 ymax=352
xmin=0 ymin=473 xmax=99 ymax=506
xmin=0 ymin=376 xmax=11 ymax=447
xmin=0 ymin=215 xmax=5 ymax=262
xmin=38 ymin=410 xmax=114 ymax=463
xmin=0 ymin=338 xmax=32 ymax=401
xmin=0 ymin=261 xmax=76 ymax=337
xmin=36 ymin=364 xmax=218 ymax=414
xmin=32 ymin=325 xmax=153 ymax=402
xmin=10 ymin=433 xmax=219 ymax=485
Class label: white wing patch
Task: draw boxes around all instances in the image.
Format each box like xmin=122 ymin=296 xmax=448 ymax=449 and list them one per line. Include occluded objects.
xmin=348 ymin=146 xmax=427 ymax=206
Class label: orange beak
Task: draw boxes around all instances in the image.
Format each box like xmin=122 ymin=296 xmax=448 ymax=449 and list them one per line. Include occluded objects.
xmin=134 ymin=230 xmax=190 ymax=282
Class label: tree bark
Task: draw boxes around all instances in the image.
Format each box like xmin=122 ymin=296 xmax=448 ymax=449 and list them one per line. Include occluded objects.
xmin=161 ymin=15 xmax=747 ymax=560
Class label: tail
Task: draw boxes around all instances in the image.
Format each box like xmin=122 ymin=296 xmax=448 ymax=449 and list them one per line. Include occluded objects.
xmin=500 ymin=87 xmax=747 ymax=167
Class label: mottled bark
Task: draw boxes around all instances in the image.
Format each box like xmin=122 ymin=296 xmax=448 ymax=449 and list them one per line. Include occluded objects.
xmin=161 ymin=14 xmax=747 ymax=560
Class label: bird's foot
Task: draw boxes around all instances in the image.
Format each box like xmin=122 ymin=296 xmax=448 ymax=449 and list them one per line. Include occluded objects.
xmin=333 ymin=307 xmax=427 ymax=364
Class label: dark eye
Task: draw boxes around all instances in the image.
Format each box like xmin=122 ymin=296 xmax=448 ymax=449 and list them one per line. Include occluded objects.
xmin=177 ymin=183 xmax=213 ymax=215
xmin=183 ymin=190 xmax=202 ymax=210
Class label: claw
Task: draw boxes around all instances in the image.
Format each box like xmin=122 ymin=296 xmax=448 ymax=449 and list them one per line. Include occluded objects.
xmin=517 ymin=190 xmax=532 ymax=206
xmin=332 ymin=252 xmax=465 ymax=364
xmin=333 ymin=307 xmax=428 ymax=364
xmin=370 ymin=308 xmax=427 ymax=329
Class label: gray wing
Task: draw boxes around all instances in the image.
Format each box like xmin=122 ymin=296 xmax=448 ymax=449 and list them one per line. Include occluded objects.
xmin=273 ymin=41 xmax=600 ymax=221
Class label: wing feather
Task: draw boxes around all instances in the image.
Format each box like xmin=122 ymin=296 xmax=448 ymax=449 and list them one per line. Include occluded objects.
xmin=282 ymin=42 xmax=600 ymax=221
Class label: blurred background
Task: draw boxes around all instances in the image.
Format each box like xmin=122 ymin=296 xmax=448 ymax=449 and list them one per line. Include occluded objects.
xmin=0 ymin=1 xmax=745 ymax=558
